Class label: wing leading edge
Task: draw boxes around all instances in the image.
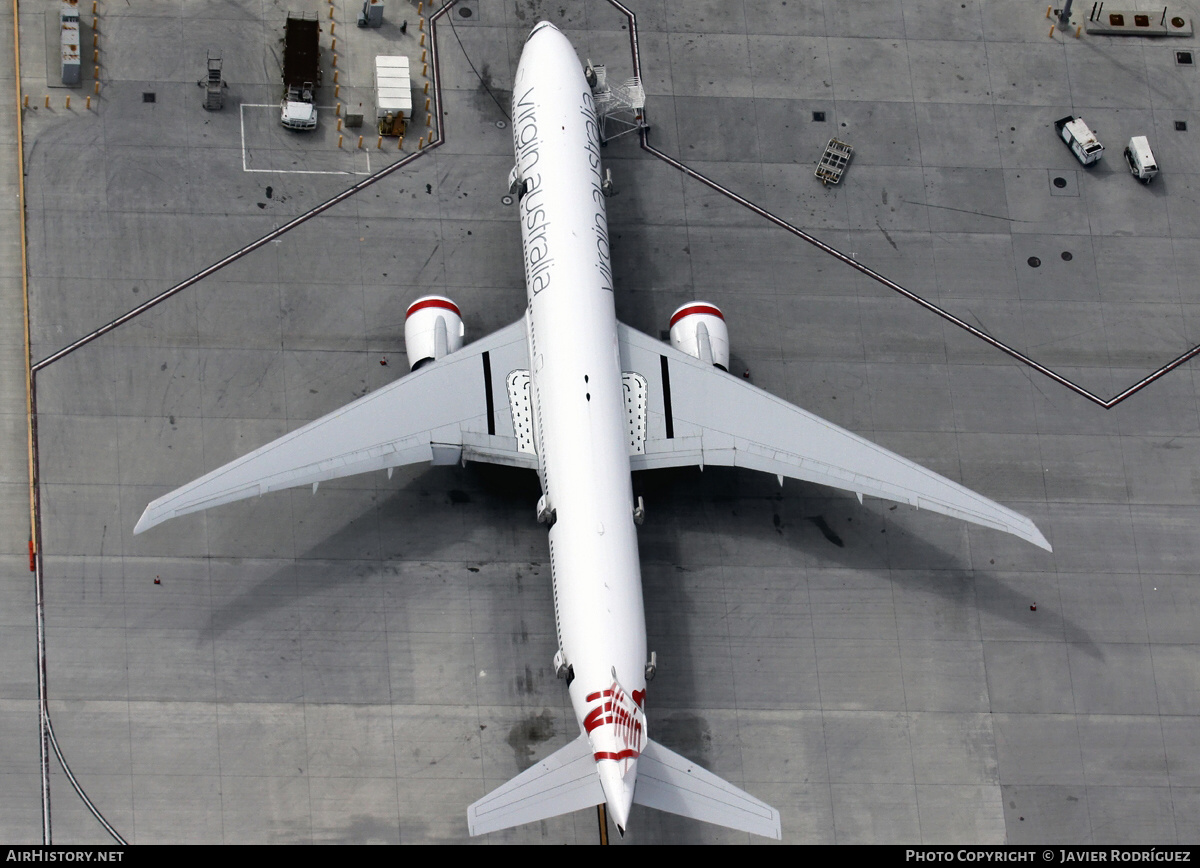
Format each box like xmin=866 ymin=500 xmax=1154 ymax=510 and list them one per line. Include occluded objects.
xmin=617 ymin=323 xmax=1051 ymax=551
xmin=135 ymin=317 xmax=533 ymax=534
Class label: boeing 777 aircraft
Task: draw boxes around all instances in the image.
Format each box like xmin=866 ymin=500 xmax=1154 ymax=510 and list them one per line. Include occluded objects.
xmin=135 ymin=21 xmax=1050 ymax=840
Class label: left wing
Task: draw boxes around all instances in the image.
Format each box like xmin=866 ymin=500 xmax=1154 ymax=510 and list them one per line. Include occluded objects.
xmin=633 ymin=738 xmax=782 ymax=840
xmin=135 ymin=317 xmax=533 ymax=534
xmin=617 ymin=322 xmax=1051 ymax=551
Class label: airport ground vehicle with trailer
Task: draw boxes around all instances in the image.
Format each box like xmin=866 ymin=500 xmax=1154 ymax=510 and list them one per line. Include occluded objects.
xmin=280 ymin=13 xmax=321 ymax=130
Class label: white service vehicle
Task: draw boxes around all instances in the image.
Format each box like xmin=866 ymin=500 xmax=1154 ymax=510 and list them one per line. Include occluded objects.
xmin=1055 ymin=115 xmax=1104 ymax=165
xmin=1124 ymin=136 xmax=1159 ymax=183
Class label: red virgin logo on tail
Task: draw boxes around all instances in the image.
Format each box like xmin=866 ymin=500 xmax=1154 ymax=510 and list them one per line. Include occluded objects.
xmin=584 ymin=678 xmax=645 ymax=764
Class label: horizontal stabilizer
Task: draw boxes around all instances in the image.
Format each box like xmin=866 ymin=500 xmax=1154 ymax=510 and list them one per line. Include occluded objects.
xmin=633 ymin=739 xmax=782 ymax=839
xmin=468 ymin=734 xmax=604 ymax=836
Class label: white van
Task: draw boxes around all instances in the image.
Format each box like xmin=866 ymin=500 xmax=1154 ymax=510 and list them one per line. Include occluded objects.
xmin=1123 ymin=136 xmax=1158 ymax=183
xmin=1054 ymin=115 xmax=1104 ymax=166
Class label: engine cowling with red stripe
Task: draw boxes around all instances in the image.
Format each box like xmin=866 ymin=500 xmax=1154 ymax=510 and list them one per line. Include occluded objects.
xmin=404 ymin=295 xmax=465 ymax=371
xmin=668 ymin=301 xmax=729 ymax=371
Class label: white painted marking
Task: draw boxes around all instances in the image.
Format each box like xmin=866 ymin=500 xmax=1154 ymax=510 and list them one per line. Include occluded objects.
xmin=237 ymin=103 xmax=379 ymax=176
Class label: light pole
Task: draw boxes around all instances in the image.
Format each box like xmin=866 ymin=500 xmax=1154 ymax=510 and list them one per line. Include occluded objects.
xmin=1057 ymin=0 xmax=1075 ymax=29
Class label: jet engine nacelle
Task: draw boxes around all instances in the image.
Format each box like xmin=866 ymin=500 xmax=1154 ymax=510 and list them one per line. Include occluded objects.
xmin=668 ymin=302 xmax=729 ymax=371
xmin=405 ymin=296 xmax=465 ymax=370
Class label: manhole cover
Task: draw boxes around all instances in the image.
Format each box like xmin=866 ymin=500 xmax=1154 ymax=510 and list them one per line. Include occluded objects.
xmin=143 ymin=92 xmax=156 ymax=103
xmin=501 ymin=195 xmax=513 ymax=206
xmin=458 ymin=5 xmax=473 ymax=16
xmin=1028 ymin=256 xmax=1041 ymax=268
xmin=1053 ymin=176 xmax=1067 ymax=188
xmin=1177 ymin=50 xmax=1193 ymax=65
xmin=1061 ymin=251 xmax=1073 ymax=261
xmin=812 ymin=111 xmax=826 ymax=122
xmin=1177 ymin=121 xmax=1188 ymax=131
xmin=1173 ymin=17 xmax=1186 ymax=28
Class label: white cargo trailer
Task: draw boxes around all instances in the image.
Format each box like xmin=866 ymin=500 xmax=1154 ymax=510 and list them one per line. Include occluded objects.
xmin=375 ymin=55 xmax=412 ymax=134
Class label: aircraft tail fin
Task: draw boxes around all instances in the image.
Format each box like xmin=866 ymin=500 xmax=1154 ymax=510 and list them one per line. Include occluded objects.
xmin=633 ymin=738 xmax=782 ymax=839
xmin=467 ymin=733 xmax=604 ymax=836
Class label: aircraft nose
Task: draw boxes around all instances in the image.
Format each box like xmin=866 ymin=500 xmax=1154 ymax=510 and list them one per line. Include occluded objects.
xmin=528 ymin=20 xmax=560 ymax=40
xmin=597 ymin=758 xmax=636 ymax=835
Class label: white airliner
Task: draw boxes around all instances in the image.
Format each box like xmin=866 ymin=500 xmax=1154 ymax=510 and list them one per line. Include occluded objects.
xmin=135 ymin=21 xmax=1050 ymax=840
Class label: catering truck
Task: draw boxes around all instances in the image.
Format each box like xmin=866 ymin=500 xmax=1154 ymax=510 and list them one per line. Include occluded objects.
xmin=281 ymin=13 xmax=321 ymax=130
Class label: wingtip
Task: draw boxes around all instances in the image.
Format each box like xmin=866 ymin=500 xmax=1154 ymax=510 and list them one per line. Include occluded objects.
xmin=1027 ymin=521 xmax=1053 ymax=553
xmin=133 ymin=508 xmax=157 ymax=536
xmin=763 ymin=807 xmax=782 ymax=840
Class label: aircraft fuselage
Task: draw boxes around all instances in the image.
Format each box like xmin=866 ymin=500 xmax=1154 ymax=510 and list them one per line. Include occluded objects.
xmin=513 ymin=21 xmax=647 ymax=829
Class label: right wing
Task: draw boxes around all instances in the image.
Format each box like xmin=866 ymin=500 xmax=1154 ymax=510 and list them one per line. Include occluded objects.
xmin=617 ymin=323 xmax=1050 ymax=551
xmin=135 ymin=317 xmax=533 ymax=534
xmin=468 ymin=734 xmax=604 ymax=836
